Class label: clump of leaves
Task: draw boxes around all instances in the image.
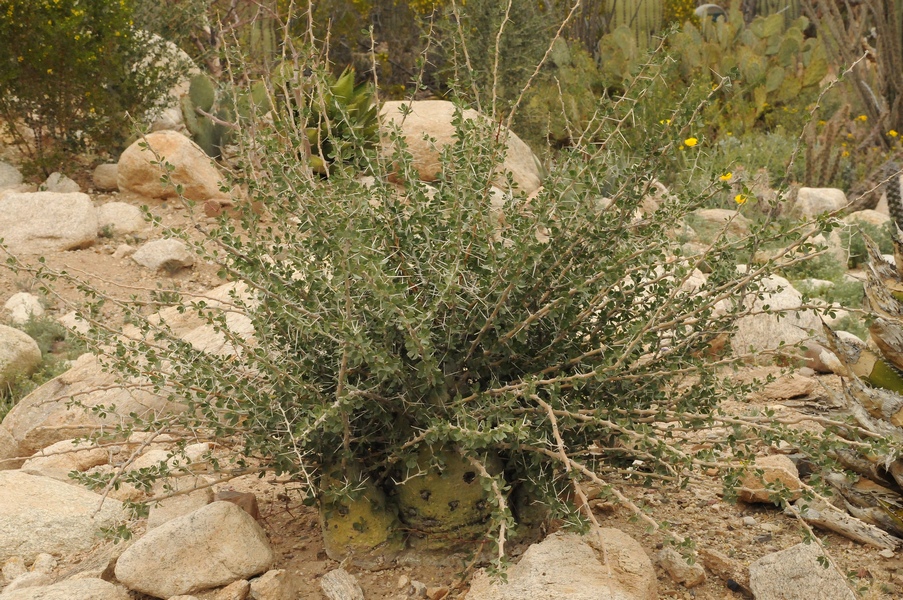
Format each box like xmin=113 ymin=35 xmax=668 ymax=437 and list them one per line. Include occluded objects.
xmin=0 ymin=0 xmax=185 ymax=174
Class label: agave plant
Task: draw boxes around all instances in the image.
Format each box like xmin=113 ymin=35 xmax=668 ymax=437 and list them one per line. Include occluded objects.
xmin=273 ymin=65 xmax=380 ymax=175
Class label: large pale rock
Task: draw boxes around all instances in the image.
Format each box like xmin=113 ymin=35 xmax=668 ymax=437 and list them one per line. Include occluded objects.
xmin=114 ymin=501 xmax=275 ymax=598
xmin=731 ymin=275 xmax=821 ymax=361
xmin=117 ymin=131 xmax=226 ymax=202
xmin=0 ymin=352 xmax=183 ymax=461
xmin=0 ymin=162 xmax=22 ymax=191
xmin=96 ymin=202 xmax=147 ymax=236
xmin=380 ymin=101 xmax=542 ymax=195
xmin=843 ymin=209 xmax=891 ymax=228
xmin=42 ymin=172 xmax=80 ymax=194
xmin=91 ymin=164 xmax=119 ymax=192
xmin=0 ymin=471 xmax=124 ymax=564
xmin=249 ymin=569 xmax=301 ymax=600
xmin=3 ymin=293 xmax=45 ymax=326
xmin=20 ymin=438 xmax=110 ymax=482
xmin=147 ymin=474 xmax=214 ymax=529
xmin=690 ymin=208 xmax=751 ymax=239
xmin=0 ymin=578 xmax=130 ymax=600
xmin=131 ymin=238 xmax=195 ymax=272
xmin=0 ymin=325 xmax=41 ymax=388
xmin=656 ymin=548 xmax=706 ymax=588
xmin=0 ymin=192 xmax=97 ymax=254
xmin=466 ymin=528 xmax=655 ymax=600
xmin=738 ymin=454 xmax=802 ymax=504
xmin=0 ymin=283 xmax=254 ymax=463
xmin=749 ymin=542 xmax=856 ymax=600
xmin=793 ymin=187 xmax=847 ymax=218
xmin=0 ymin=428 xmax=18 ymax=470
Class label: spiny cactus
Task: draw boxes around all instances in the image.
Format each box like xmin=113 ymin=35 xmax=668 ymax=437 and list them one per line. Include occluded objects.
xmin=180 ymin=74 xmax=272 ymax=159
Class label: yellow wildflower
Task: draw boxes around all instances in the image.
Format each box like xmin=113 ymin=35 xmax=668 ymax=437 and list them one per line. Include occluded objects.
xmin=889 ymin=130 xmax=899 ymax=138
xmin=842 ymin=150 xmax=850 ymax=157
xmin=719 ymin=173 xmax=732 ymax=182
xmin=684 ymin=137 xmax=698 ymax=148
xmin=734 ymin=194 xmax=748 ymax=205
xmin=856 ymin=114 xmax=868 ymax=122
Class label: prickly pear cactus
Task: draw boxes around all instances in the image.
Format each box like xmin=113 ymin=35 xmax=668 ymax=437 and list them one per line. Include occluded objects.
xmin=318 ymin=465 xmax=404 ymax=567
xmin=393 ymin=446 xmax=504 ymax=551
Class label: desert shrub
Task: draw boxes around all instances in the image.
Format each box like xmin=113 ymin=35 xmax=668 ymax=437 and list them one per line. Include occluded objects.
xmin=7 ymin=10 xmax=896 ymax=570
xmin=0 ymin=0 xmax=185 ymax=174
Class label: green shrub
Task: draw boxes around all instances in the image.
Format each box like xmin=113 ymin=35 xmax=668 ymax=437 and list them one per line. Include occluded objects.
xmin=10 ymin=14 xmax=895 ymax=569
xmin=0 ymin=0 xmax=185 ymax=174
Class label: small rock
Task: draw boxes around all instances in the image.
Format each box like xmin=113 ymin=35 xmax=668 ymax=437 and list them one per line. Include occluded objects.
xmin=147 ymin=475 xmax=214 ymax=529
xmin=112 ymin=244 xmax=136 ymax=259
xmin=2 ymin=556 xmax=27 ymax=583
xmin=410 ymin=580 xmax=428 ymax=598
xmin=759 ymin=523 xmax=781 ymax=533
xmin=117 ymin=130 xmax=229 ymax=202
xmin=30 ymin=553 xmax=57 ymax=574
xmin=319 ymin=569 xmax=364 ymax=600
xmin=738 ymin=454 xmax=802 ymax=504
xmin=21 ymin=438 xmax=109 ymax=482
xmin=214 ymin=579 xmax=251 ymax=600
xmin=91 ymin=164 xmax=119 ymax=191
xmin=97 ymin=202 xmax=148 ymax=236
xmin=879 ymin=548 xmax=895 ymax=559
xmin=742 ymin=516 xmax=757 ymax=527
xmin=397 ymin=574 xmax=410 ymax=589
xmin=214 ymin=490 xmax=260 ymax=522
xmin=793 ymin=188 xmax=847 ymax=219
xmin=3 ymin=293 xmax=44 ymax=326
xmin=114 ymin=501 xmax=274 ymax=598
xmin=42 ymin=172 xmax=81 ymax=194
xmin=249 ymin=569 xmax=300 ymax=600
xmin=427 ymin=587 xmax=449 ymax=600
xmin=657 ymin=548 xmax=706 ymax=588
xmin=763 ymin=374 xmax=817 ymax=400
xmin=749 ymin=542 xmax=856 ymax=600
xmin=169 ymin=596 xmax=200 ymax=600
xmin=2 ymin=571 xmax=54 ymax=594
xmin=0 ymin=325 xmax=42 ymax=394
xmin=57 ymin=311 xmax=91 ymax=335
xmin=132 ymin=239 xmax=195 ymax=272
xmin=0 ymin=162 xmax=23 ymax=191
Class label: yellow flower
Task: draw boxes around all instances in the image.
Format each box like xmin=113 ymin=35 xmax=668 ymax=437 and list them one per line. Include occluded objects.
xmin=842 ymin=150 xmax=850 ymax=157
xmin=659 ymin=119 xmax=671 ymax=125
xmin=46 ymin=68 xmax=52 ymax=74
xmin=684 ymin=137 xmax=698 ymax=148
xmin=734 ymin=194 xmax=748 ymax=205
xmin=856 ymin=114 xmax=868 ymax=122
xmin=719 ymin=172 xmax=732 ymax=182
xmin=889 ymin=130 xmax=899 ymax=138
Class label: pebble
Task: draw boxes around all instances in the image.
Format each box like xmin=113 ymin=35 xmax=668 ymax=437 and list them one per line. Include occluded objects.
xmin=398 ymin=574 xmax=410 ymax=589
xmin=880 ymin=548 xmax=896 ymax=559
xmin=760 ymin=523 xmax=781 ymax=533
xmin=742 ymin=516 xmax=757 ymax=527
